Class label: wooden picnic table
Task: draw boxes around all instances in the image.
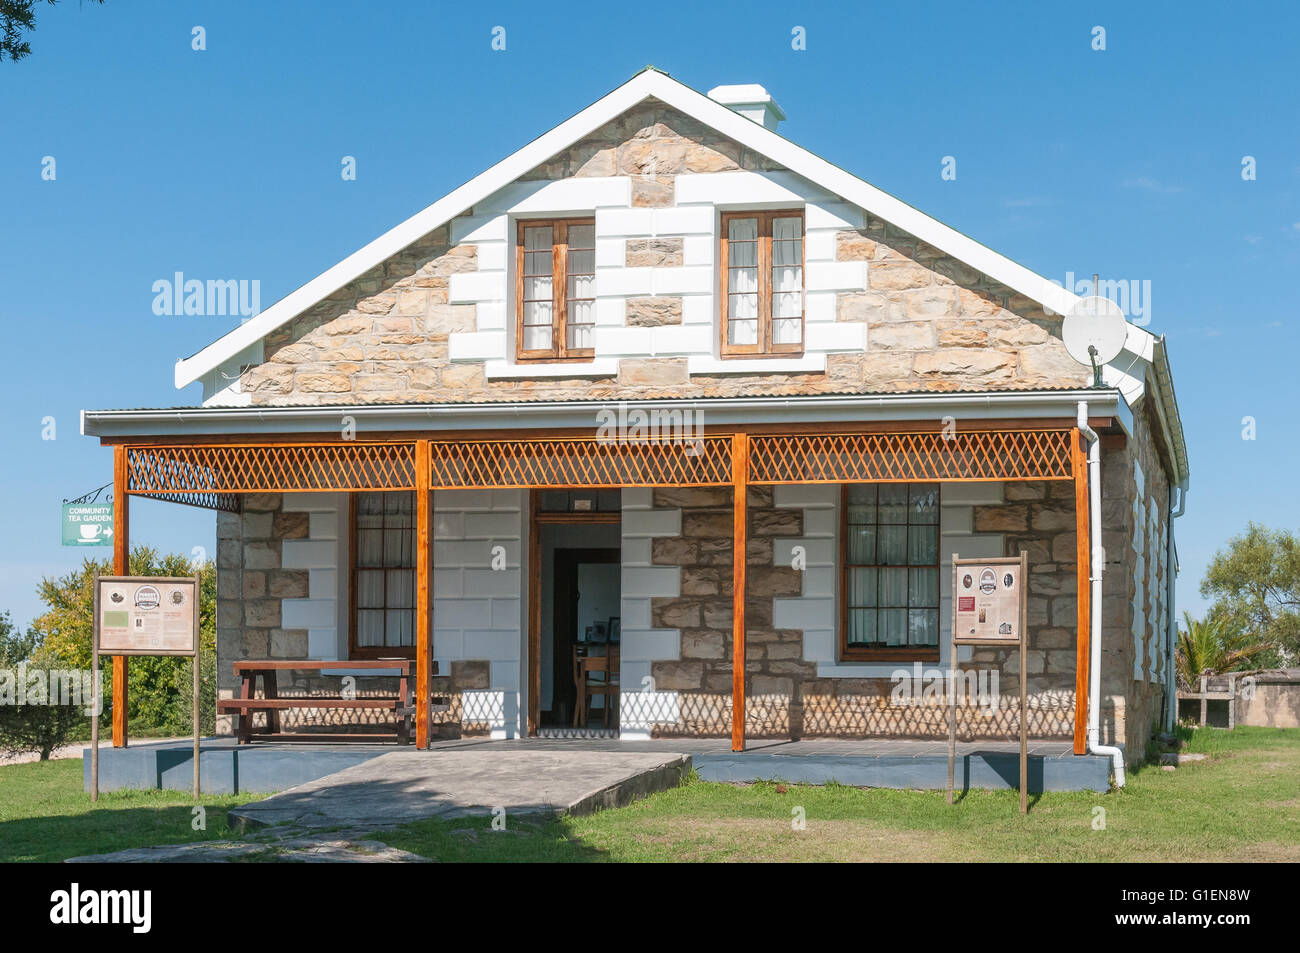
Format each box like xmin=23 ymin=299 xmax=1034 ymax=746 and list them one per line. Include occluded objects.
xmin=217 ymin=659 xmax=438 ymax=744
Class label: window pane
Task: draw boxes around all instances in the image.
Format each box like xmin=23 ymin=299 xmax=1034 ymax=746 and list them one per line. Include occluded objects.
xmin=567 ymin=224 xmax=594 ymax=249
xmin=383 ymin=529 xmax=408 ymax=568
xmin=773 ymin=287 xmax=802 ymax=316
xmin=909 ymin=609 xmax=939 ymax=646
xmin=728 ymin=292 xmax=758 ymax=318
xmin=878 ymin=485 xmax=909 ymax=523
xmin=878 ymin=525 xmax=907 ymax=565
xmin=847 ymin=484 xmax=876 ymax=506
xmin=881 ymin=609 xmax=908 ymax=646
xmin=386 ymin=609 xmax=414 ymax=648
xmin=387 ymin=569 xmax=414 ymax=608
xmin=357 ymin=492 xmax=384 ymax=527
xmin=523 ymin=323 xmax=552 ymax=351
xmin=357 ymin=570 xmax=385 ymax=608
xmin=847 ymin=609 xmax=876 ymax=645
xmin=357 ymin=610 xmax=385 ymax=647
xmin=567 ymin=273 xmax=595 ymax=300
xmin=910 ymin=484 xmax=939 ymax=524
xmin=773 ymin=216 xmax=802 ymax=241
xmin=908 ymin=525 xmax=938 ymax=565
xmin=879 ymin=568 xmax=908 ymax=606
xmin=523 ymin=225 xmax=552 ymax=252
xmin=566 ymin=318 xmax=593 ymax=351
xmin=909 ymin=568 xmax=939 ymax=607
xmin=848 ymin=567 xmax=877 ymax=607
xmin=773 ymin=316 xmax=802 ymax=345
xmin=523 ymin=275 xmax=552 ymax=301
xmin=846 ymin=524 xmax=876 ymax=564
xmin=356 ymin=529 xmax=384 ymax=568
xmin=728 ymin=217 xmax=758 ymax=243
xmin=728 ymin=319 xmax=758 ymax=346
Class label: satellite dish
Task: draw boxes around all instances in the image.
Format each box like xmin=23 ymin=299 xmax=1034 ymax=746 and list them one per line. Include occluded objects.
xmin=1063 ymin=295 xmax=1128 ymax=386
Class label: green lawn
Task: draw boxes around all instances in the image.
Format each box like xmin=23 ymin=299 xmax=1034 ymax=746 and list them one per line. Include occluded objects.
xmin=0 ymin=759 xmax=260 ymax=863
xmin=2 ymin=727 xmax=1296 ymax=862
xmin=381 ymin=726 xmax=1300 ymax=862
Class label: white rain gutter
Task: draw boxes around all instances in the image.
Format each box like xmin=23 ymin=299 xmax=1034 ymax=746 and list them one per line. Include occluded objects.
xmin=81 ymin=389 xmax=1123 ymax=438
xmin=1165 ymin=484 xmax=1187 ymax=732
xmin=1078 ymin=401 xmax=1125 ymax=787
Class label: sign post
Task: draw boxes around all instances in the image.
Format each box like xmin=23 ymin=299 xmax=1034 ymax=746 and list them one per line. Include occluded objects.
xmin=92 ymin=574 xmax=202 ymax=801
xmin=948 ymin=551 xmax=1030 ymax=814
xmin=62 ymin=502 xmax=114 ymax=547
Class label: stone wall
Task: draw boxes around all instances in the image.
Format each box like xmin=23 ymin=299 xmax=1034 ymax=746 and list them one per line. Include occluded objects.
xmin=644 ymin=484 xmax=1079 ymax=741
xmin=214 ymin=492 xmax=494 ymax=737
xmin=237 ymin=99 xmax=1088 ymax=407
xmin=1098 ymin=399 xmax=1173 ymax=762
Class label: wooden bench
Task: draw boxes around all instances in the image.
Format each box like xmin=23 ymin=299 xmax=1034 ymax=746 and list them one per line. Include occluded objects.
xmin=218 ymin=660 xmax=438 ymax=744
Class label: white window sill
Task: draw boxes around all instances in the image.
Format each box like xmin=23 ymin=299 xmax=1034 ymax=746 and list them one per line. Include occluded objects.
xmin=482 ymin=358 xmax=620 ymax=380
xmin=688 ymin=354 xmax=826 ymax=375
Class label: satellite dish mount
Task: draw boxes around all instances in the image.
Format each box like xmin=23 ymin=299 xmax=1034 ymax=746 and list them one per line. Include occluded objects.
xmin=1062 ymin=282 xmax=1127 ymax=389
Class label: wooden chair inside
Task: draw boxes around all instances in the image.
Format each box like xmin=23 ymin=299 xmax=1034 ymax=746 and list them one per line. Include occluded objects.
xmin=573 ymin=645 xmax=620 ymax=730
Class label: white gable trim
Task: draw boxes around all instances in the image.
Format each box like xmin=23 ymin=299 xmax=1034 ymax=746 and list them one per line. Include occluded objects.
xmin=174 ymin=68 xmax=1154 ymax=390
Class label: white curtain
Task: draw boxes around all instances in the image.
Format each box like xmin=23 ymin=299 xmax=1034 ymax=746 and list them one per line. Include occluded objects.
xmin=771 ymin=216 xmax=803 ymax=344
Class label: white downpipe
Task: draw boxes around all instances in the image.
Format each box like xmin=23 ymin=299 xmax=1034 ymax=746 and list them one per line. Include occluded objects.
xmin=1078 ymin=402 xmax=1126 ymax=786
xmin=1165 ymin=485 xmax=1187 ymax=732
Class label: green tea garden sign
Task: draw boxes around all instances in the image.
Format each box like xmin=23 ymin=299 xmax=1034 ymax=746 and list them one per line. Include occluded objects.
xmin=62 ymin=502 xmax=114 ymax=546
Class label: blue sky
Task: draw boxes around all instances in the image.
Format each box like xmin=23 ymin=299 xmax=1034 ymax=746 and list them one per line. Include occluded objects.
xmin=1 ymin=0 xmax=1297 ymax=628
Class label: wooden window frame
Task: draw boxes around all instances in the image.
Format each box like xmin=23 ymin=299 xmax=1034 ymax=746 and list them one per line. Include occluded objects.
xmin=514 ymin=217 xmax=596 ymax=363
xmin=718 ymin=209 xmax=806 ymax=358
xmin=838 ymin=483 xmax=942 ymax=663
xmin=348 ymin=491 xmax=417 ymax=660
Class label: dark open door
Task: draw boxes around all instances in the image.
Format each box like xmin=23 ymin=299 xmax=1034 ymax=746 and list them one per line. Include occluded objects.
xmin=549 ymin=547 xmax=619 ymax=727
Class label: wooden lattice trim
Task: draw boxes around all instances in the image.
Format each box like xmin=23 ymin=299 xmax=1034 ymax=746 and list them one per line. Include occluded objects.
xmin=429 ymin=436 xmax=734 ymax=489
xmin=747 ymin=430 xmax=1074 ymax=484
xmin=126 ymin=443 xmax=417 ymax=494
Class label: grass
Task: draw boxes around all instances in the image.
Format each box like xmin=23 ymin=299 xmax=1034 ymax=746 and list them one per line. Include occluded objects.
xmin=0 ymin=759 xmax=260 ymax=863
xmin=380 ymin=726 xmax=1300 ymax=862
xmin=2 ymin=726 xmax=1296 ymax=862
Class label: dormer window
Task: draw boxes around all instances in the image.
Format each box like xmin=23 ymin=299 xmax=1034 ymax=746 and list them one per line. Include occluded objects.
xmin=515 ymin=218 xmax=596 ymax=362
xmin=719 ymin=210 xmax=804 ymax=357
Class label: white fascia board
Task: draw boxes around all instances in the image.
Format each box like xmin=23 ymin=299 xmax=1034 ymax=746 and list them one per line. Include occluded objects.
xmin=174 ymin=69 xmax=1144 ymax=392
xmin=83 ymin=389 xmax=1123 ymax=439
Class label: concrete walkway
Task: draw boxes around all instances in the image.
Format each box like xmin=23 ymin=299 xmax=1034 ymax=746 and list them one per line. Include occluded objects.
xmin=227 ymin=746 xmax=690 ymax=830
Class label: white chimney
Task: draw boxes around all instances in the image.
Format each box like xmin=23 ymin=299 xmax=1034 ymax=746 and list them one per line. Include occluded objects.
xmin=707 ymin=84 xmax=785 ymax=131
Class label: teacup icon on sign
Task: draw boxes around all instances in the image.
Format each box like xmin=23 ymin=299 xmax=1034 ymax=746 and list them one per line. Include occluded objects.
xmin=79 ymin=525 xmax=101 ymax=541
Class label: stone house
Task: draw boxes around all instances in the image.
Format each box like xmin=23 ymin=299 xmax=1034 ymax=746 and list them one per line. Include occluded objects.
xmin=83 ymin=69 xmax=1189 ymax=768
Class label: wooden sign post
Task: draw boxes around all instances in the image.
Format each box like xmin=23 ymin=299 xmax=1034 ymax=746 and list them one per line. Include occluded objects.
xmin=92 ymin=575 xmax=202 ymax=801
xmin=947 ymin=551 xmax=1030 ymax=814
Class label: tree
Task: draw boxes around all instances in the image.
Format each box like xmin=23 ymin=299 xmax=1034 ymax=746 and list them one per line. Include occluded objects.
xmin=1 ymin=0 xmax=105 ymax=64
xmin=32 ymin=548 xmax=217 ymax=734
xmin=1200 ymin=523 xmax=1300 ymax=666
xmin=0 ymin=610 xmax=40 ymax=664
xmin=1174 ymin=611 xmax=1270 ymax=690
xmin=0 ymin=613 xmax=84 ymax=760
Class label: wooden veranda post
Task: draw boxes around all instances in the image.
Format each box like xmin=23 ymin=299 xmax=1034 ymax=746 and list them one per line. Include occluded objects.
xmin=112 ymin=445 xmax=129 ymax=748
xmin=731 ymin=432 xmax=748 ymax=752
xmin=415 ymin=439 xmax=432 ymax=749
xmin=1071 ymin=427 xmax=1090 ymax=756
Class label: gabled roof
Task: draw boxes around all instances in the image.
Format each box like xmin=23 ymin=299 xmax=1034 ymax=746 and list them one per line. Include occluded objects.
xmin=175 ymin=67 xmax=1155 ymax=390
xmin=171 ymin=68 xmax=1182 ymax=481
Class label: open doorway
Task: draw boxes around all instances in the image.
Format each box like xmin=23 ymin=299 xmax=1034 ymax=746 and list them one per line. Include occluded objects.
xmin=529 ymin=492 xmax=621 ymax=736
